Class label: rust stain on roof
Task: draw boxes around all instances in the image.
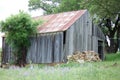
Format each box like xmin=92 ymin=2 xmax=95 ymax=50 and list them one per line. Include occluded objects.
xmin=34 ymin=10 xmax=87 ymax=33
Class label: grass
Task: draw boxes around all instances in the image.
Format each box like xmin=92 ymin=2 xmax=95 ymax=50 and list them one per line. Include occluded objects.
xmin=105 ymin=52 xmax=120 ymax=61
xmin=0 ymin=48 xmax=2 ymax=64
xmin=0 ymin=53 xmax=120 ymax=80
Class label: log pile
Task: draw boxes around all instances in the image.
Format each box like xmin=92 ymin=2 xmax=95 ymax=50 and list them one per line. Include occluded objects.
xmin=67 ymin=51 xmax=101 ymax=63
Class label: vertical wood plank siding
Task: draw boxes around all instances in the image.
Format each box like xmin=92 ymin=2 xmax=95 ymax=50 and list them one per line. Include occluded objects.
xmin=2 ymin=32 xmax=63 ymax=63
xmin=26 ymin=32 xmax=63 ymax=63
xmin=2 ymin=37 xmax=14 ymax=63
xmin=64 ymin=11 xmax=105 ymax=58
xmin=64 ymin=11 xmax=92 ymax=57
xmin=91 ymin=24 xmax=105 ymax=53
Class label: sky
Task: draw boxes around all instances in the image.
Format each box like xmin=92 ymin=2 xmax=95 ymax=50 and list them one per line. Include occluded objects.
xmin=0 ymin=0 xmax=43 ymax=47
xmin=0 ymin=0 xmax=43 ymax=20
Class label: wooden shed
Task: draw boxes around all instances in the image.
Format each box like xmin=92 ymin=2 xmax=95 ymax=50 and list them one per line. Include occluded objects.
xmin=2 ymin=10 xmax=105 ymax=64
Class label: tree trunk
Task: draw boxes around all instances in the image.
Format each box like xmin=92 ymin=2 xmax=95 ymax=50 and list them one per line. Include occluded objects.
xmin=106 ymin=38 xmax=118 ymax=53
xmin=99 ymin=14 xmax=120 ymax=53
xmin=16 ymin=46 xmax=27 ymax=67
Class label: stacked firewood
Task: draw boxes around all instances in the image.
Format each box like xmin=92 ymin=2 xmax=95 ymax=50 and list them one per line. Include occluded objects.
xmin=67 ymin=51 xmax=101 ymax=63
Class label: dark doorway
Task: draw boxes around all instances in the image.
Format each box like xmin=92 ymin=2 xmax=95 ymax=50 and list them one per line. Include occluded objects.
xmin=63 ymin=31 xmax=66 ymax=45
xmin=98 ymin=40 xmax=104 ymax=60
xmin=63 ymin=31 xmax=67 ymax=62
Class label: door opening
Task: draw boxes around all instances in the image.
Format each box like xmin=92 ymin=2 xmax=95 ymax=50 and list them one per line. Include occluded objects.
xmin=98 ymin=40 xmax=104 ymax=60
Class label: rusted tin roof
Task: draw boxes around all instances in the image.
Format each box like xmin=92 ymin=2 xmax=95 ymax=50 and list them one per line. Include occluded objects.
xmin=34 ymin=10 xmax=87 ymax=33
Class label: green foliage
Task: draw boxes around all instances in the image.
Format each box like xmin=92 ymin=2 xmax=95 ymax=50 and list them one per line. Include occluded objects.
xmin=105 ymin=53 xmax=120 ymax=61
xmin=1 ymin=11 xmax=36 ymax=47
xmin=28 ymin=0 xmax=60 ymax=14
xmin=0 ymin=11 xmax=42 ymax=64
xmin=28 ymin=0 xmax=120 ymax=19
xmin=82 ymin=0 xmax=120 ymax=19
xmin=0 ymin=48 xmax=1 ymax=63
xmin=28 ymin=0 xmax=83 ymax=14
xmin=56 ymin=0 xmax=82 ymax=13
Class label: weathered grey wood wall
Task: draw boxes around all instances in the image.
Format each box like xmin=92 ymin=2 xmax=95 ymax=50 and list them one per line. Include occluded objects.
xmin=2 ymin=32 xmax=64 ymax=63
xmin=64 ymin=11 xmax=92 ymax=57
xmin=91 ymin=24 xmax=105 ymax=52
xmin=64 ymin=11 xmax=105 ymax=59
xmin=91 ymin=24 xmax=105 ymax=59
xmin=2 ymin=37 xmax=14 ymax=64
xmin=27 ymin=32 xmax=63 ymax=63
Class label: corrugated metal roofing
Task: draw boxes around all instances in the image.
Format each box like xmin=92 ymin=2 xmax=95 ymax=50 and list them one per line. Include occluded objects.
xmin=34 ymin=10 xmax=87 ymax=33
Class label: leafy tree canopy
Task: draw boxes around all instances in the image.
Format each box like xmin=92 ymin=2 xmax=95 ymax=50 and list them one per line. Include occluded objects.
xmin=28 ymin=0 xmax=120 ymax=21
xmin=82 ymin=0 xmax=120 ymax=18
xmin=83 ymin=0 xmax=120 ymax=53
xmin=0 ymin=11 xmax=42 ymax=66
xmin=56 ymin=0 xmax=82 ymax=12
xmin=28 ymin=0 xmax=60 ymax=14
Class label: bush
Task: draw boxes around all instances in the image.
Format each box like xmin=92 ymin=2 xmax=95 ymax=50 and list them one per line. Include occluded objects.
xmin=0 ymin=11 xmax=42 ymax=66
xmin=105 ymin=52 xmax=120 ymax=61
